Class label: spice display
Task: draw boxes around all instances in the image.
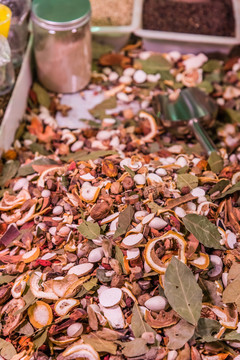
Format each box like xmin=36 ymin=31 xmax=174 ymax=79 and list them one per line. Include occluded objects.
xmin=90 ymin=0 xmax=134 ymax=26
xmin=142 ymin=0 xmax=235 ymax=37
xmin=1 ymin=45 xmax=240 ymax=359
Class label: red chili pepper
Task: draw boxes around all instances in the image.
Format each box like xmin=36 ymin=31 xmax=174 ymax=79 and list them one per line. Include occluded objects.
xmin=68 ymin=161 xmax=76 ymax=171
xmin=101 ymin=262 xmax=112 ymax=270
xmin=35 ymin=259 xmax=52 ymax=267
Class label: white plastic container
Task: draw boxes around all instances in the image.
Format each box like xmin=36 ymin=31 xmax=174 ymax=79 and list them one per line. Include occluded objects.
xmin=135 ymin=0 xmax=240 ymax=54
xmin=91 ymin=0 xmax=141 ymax=51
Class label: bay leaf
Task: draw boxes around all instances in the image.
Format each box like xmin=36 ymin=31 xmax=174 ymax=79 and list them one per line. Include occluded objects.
xmin=131 ymin=303 xmax=156 ymax=338
xmin=224 ymin=108 xmax=240 ymax=123
xmin=222 ymin=275 xmax=240 ymax=311
xmin=177 ymin=174 xmax=198 ymax=191
xmin=208 ymin=151 xmax=223 ymax=174
xmin=122 ymin=338 xmax=148 ymax=357
xmin=81 ymin=333 xmax=117 ymax=354
xmin=195 ymin=318 xmax=221 ymax=342
xmin=202 ymin=60 xmax=222 ymax=72
xmin=183 ymin=214 xmax=223 ymax=250
xmin=134 ymin=54 xmax=171 ymax=74
xmin=61 ymin=150 xmax=117 ymax=163
xmin=197 ymin=80 xmax=213 ymax=94
xmin=164 ymin=319 xmax=195 ymax=350
xmin=96 ymin=269 xmax=112 ymax=283
xmin=177 ymin=166 xmax=189 ymax=174
xmin=215 ymin=181 xmax=240 ymax=199
xmin=223 ymin=331 xmax=240 ymax=341
xmin=78 ymin=221 xmax=101 ymax=240
xmin=0 ymin=338 xmax=16 ymax=360
xmin=83 ymin=277 xmax=98 ymax=291
xmin=29 ymin=143 xmax=50 ymax=155
xmin=147 ymin=201 xmax=162 ymax=213
xmin=198 ymin=278 xmax=222 ymax=306
xmin=0 ymin=274 xmax=17 ymax=284
xmin=32 ymin=82 xmax=51 ymax=108
xmin=228 ymin=263 xmax=240 ymax=282
xmin=209 ymin=179 xmax=230 ymax=195
xmin=113 ymin=205 xmax=134 ymax=239
xmin=115 ymin=245 xmax=127 ymax=274
xmin=0 ymin=160 xmax=20 ymax=187
xmin=17 ymin=321 xmax=34 ymax=336
xmin=123 ymin=165 xmax=135 ymax=178
xmin=33 ymin=329 xmax=48 ymax=350
xmin=92 ymin=41 xmax=114 ymax=60
xmin=164 ymin=257 xmax=202 ymax=326
xmin=89 ymin=96 xmax=117 ymax=119
xmin=17 ymin=158 xmax=58 ymax=177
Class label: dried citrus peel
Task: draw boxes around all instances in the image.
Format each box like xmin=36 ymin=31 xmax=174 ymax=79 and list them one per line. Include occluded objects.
xmin=60 ymin=340 xmax=100 ymax=360
xmin=28 ymin=301 xmax=53 ymax=329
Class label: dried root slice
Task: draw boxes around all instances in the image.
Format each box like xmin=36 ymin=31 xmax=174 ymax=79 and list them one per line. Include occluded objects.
xmin=122 ymin=233 xmax=143 ymax=248
xmin=67 ymin=323 xmax=83 ymax=338
xmin=30 ymin=272 xmax=58 ymax=300
xmin=11 ymin=272 xmax=29 ymax=298
xmin=59 ymin=340 xmax=100 ymax=360
xmin=80 ymin=186 xmax=100 ymax=203
xmin=22 ymin=247 xmax=40 ymax=263
xmin=139 ymin=111 xmax=158 ymax=143
xmin=101 ymin=305 xmax=125 ymax=329
xmin=54 ymin=298 xmax=79 ymax=317
xmin=37 ymin=166 xmax=66 ymax=188
xmin=188 ymin=252 xmax=209 ymax=269
xmin=28 ymin=300 xmax=53 ymax=329
xmin=100 ymin=212 xmax=119 ymax=225
xmin=145 ymin=231 xmax=187 ymax=274
xmin=68 ymin=263 xmax=94 ymax=277
xmin=99 ymin=287 xmax=123 ymax=308
xmin=0 ymin=189 xmax=31 ymax=211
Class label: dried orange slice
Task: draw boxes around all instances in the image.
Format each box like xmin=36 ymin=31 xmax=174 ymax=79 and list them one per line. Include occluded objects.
xmin=60 ymin=340 xmax=100 ymax=360
xmin=138 ymin=111 xmax=158 ymax=143
xmin=188 ymin=252 xmax=210 ymax=269
xmin=22 ymin=247 xmax=40 ymax=264
xmin=145 ymin=230 xmax=187 ymax=274
xmin=28 ymin=301 xmax=53 ymax=329
xmin=0 ymin=189 xmax=31 ymax=211
xmin=54 ymin=298 xmax=79 ymax=317
xmin=37 ymin=166 xmax=66 ymax=188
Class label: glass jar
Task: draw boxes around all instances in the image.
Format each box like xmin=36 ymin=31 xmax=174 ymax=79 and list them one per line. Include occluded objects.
xmin=0 ymin=0 xmax=31 ymax=66
xmin=31 ymin=0 xmax=92 ymax=94
xmin=0 ymin=35 xmax=15 ymax=95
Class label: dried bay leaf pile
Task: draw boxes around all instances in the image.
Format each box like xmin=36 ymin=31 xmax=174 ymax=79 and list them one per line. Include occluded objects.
xmin=1 ymin=46 xmax=240 ymax=360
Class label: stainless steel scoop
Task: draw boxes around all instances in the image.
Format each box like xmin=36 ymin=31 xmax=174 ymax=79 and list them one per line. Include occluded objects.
xmin=153 ymin=87 xmax=218 ymax=155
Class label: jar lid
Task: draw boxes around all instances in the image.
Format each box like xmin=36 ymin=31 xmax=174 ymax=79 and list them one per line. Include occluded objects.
xmin=32 ymin=0 xmax=91 ymax=30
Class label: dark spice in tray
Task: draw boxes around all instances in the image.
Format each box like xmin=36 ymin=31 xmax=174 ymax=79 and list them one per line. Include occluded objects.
xmin=142 ymin=0 xmax=235 ymax=37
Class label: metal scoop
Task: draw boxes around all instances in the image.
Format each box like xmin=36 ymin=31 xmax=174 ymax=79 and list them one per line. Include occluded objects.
xmin=153 ymin=87 xmax=218 ymax=155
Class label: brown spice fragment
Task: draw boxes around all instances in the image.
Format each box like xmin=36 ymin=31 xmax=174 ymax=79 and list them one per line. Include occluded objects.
xmin=90 ymin=201 xmax=111 ymax=221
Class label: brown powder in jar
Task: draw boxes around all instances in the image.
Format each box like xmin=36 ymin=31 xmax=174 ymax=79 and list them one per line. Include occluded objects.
xmin=90 ymin=0 xmax=134 ymax=26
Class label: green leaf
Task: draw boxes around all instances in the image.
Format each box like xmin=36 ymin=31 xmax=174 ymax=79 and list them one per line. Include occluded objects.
xmin=164 ymin=257 xmax=202 ymax=326
xmin=123 ymin=165 xmax=135 ymax=178
xmin=147 ymin=201 xmax=162 ymax=213
xmin=81 ymin=333 xmax=117 ymax=355
xmin=215 ymin=181 xmax=240 ymax=199
xmin=32 ymin=82 xmax=51 ymax=108
xmin=122 ymin=338 xmax=148 ymax=357
xmin=177 ymin=166 xmax=189 ymax=174
xmin=222 ymin=275 xmax=240 ymax=311
xmin=0 ymin=338 xmax=16 ymax=360
xmin=0 ymin=275 xmax=17 ymax=284
xmin=92 ymin=40 xmax=114 ymax=60
xmin=177 ymin=174 xmax=198 ymax=191
xmin=222 ymin=331 xmax=240 ymax=341
xmin=164 ymin=319 xmax=195 ymax=350
xmin=224 ymin=108 xmax=240 ymax=123
xmin=17 ymin=158 xmax=58 ymax=177
xmin=78 ymin=221 xmax=101 ymax=240
xmin=183 ymin=214 xmax=223 ymax=250
xmin=202 ymin=60 xmax=222 ymax=72
xmin=198 ymin=278 xmax=222 ymax=306
xmin=29 ymin=143 xmax=50 ymax=155
xmin=89 ymin=96 xmax=117 ymax=119
xmin=113 ymin=205 xmax=134 ymax=238
xmin=61 ymin=150 xmax=117 ymax=163
xmin=197 ymin=80 xmax=214 ymax=94
xmin=83 ymin=277 xmax=98 ymax=291
xmin=115 ymin=245 xmax=127 ymax=275
xmin=195 ymin=318 xmax=221 ymax=342
xmin=0 ymin=160 xmax=20 ymax=187
xmin=209 ymin=179 xmax=230 ymax=195
xmin=208 ymin=151 xmax=223 ymax=174
xmin=131 ymin=303 xmax=157 ymax=338
xmin=134 ymin=54 xmax=171 ymax=74
xmin=33 ymin=329 xmax=48 ymax=350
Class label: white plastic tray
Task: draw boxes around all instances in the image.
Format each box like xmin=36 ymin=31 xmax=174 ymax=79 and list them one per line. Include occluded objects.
xmin=135 ymin=0 xmax=240 ymax=54
xmin=91 ymin=0 xmax=141 ymax=50
xmin=0 ymin=37 xmax=32 ymax=155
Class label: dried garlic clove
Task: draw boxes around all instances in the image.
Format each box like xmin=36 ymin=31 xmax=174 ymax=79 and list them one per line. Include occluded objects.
xmin=122 ymin=233 xmax=144 ymax=248
xmin=144 ymin=296 xmax=168 ymax=312
xmin=67 ymin=323 xmax=83 ymax=337
xmin=28 ymin=301 xmax=53 ymax=329
xmin=99 ymin=287 xmax=123 ymax=308
xmin=88 ymin=247 xmax=104 ymax=263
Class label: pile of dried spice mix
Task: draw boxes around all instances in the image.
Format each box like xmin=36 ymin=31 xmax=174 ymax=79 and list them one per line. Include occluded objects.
xmin=1 ymin=45 xmax=240 ymax=360
xmin=90 ymin=0 xmax=134 ymax=26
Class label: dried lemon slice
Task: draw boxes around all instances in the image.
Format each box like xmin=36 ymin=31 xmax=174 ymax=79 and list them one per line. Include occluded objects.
xmin=54 ymin=298 xmax=79 ymax=317
xmin=28 ymin=301 xmax=53 ymax=329
xmin=145 ymin=230 xmax=187 ymax=274
xmin=188 ymin=252 xmax=210 ymax=269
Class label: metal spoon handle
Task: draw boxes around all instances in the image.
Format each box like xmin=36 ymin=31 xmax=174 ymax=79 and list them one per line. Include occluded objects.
xmin=188 ymin=118 xmax=217 ymax=155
